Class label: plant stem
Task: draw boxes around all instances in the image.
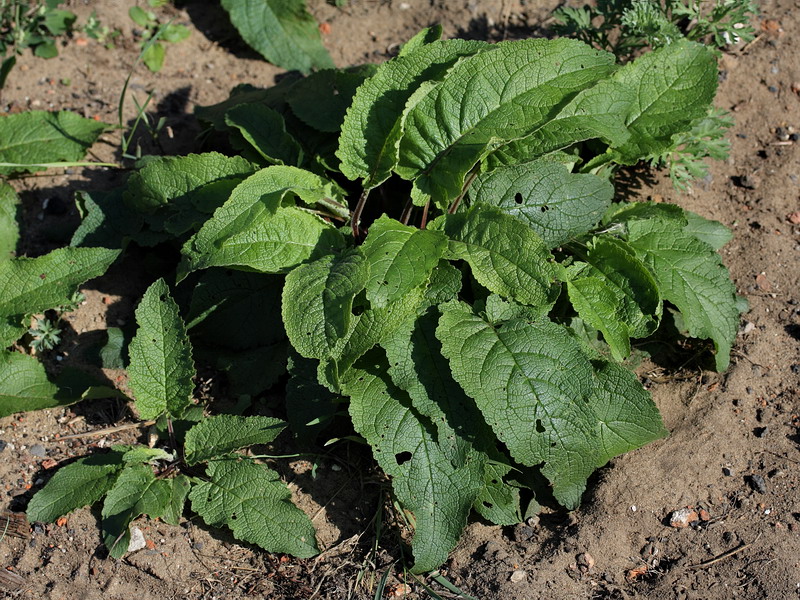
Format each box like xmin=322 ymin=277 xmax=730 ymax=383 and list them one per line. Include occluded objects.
xmin=420 ymin=199 xmax=430 ymax=229
xmin=448 ymin=166 xmax=479 ymax=214
xmin=351 ymin=188 xmax=370 ymax=239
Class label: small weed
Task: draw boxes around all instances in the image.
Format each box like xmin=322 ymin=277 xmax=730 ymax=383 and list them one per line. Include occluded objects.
xmin=28 ymin=317 xmax=61 ymax=352
xmin=129 ymin=2 xmax=190 ymax=72
xmin=82 ymin=10 xmax=120 ymax=48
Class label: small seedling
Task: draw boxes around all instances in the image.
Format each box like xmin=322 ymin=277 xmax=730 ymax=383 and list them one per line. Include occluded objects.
xmin=553 ymin=0 xmax=757 ymax=58
xmin=28 ymin=317 xmax=61 ymax=352
xmin=128 ymin=3 xmax=190 ymax=72
xmin=82 ymin=10 xmax=120 ymax=48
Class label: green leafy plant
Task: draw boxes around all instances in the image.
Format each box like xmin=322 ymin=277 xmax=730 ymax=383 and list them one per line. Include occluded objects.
xmin=552 ymin=0 xmax=756 ymax=189
xmin=82 ymin=10 xmax=119 ymax=48
xmin=0 ymin=0 xmax=78 ymax=92
xmin=128 ymin=2 xmax=190 ymax=72
xmin=27 ymin=317 xmax=61 ymax=352
xmin=28 ymin=279 xmax=317 ymax=559
xmin=552 ymin=0 xmax=757 ymax=57
xmin=21 ymin=27 xmax=745 ymax=573
xmin=220 ymin=0 xmax=333 ymax=74
xmin=0 ymin=0 xmax=76 ymax=59
xmin=0 ymin=110 xmax=109 ymax=174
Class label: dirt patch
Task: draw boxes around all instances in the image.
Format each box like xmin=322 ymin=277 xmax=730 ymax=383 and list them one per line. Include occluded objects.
xmin=1 ymin=0 xmax=799 ymax=599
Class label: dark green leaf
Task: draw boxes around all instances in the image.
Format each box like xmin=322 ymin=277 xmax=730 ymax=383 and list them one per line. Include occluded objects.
xmin=431 ymin=206 xmax=559 ymax=308
xmin=27 ymin=451 xmax=126 ymax=523
xmin=128 ymin=279 xmax=195 ymax=419
xmin=184 ymin=415 xmax=286 ymax=465
xmin=468 ymin=159 xmax=614 ymax=248
xmin=224 ymin=104 xmax=303 ymax=166
xmin=0 ymin=111 xmax=106 ymax=175
xmin=190 ymin=457 xmax=319 ymax=557
xmin=220 ymin=0 xmax=334 ymax=74
xmin=342 ymin=353 xmax=484 ymax=573
xmin=0 ymin=183 xmax=20 ymax=262
xmin=287 ymin=66 xmax=378 ymax=133
xmin=625 ymin=217 xmax=738 ymax=371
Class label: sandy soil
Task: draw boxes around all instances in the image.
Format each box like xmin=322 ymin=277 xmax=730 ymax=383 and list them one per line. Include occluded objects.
xmin=1 ymin=0 xmax=799 ymax=599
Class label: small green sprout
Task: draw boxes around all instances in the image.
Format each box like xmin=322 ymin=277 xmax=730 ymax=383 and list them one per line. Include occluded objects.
xmin=28 ymin=317 xmax=61 ymax=352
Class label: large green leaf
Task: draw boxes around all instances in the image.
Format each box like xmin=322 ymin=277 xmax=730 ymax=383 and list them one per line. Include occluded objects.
xmin=220 ymin=0 xmax=333 ymax=74
xmin=625 ymin=217 xmax=738 ymax=371
xmin=337 ymin=39 xmax=488 ymax=187
xmin=342 ymin=353 xmax=484 ymax=573
xmin=396 ymin=38 xmax=617 ymax=207
xmin=123 ymin=152 xmax=255 ymax=218
xmin=484 ymin=78 xmax=633 ymax=170
xmin=468 ymin=159 xmax=614 ymax=248
xmin=322 ymin=286 xmax=425 ymax=388
xmin=361 ymin=216 xmax=448 ymax=308
xmin=0 ymin=247 xmax=120 ymax=322
xmin=612 ymin=40 xmax=717 ymax=163
xmin=287 ymin=66 xmax=378 ymax=133
xmin=382 ymin=308 xmax=491 ymax=466
xmin=282 ymin=249 xmax=368 ymax=360
xmin=431 ymin=206 xmax=559 ymax=308
xmin=0 ymin=111 xmax=106 ymax=175
xmin=184 ymin=415 xmax=286 ymax=465
xmin=179 ymin=166 xmax=345 ymax=277
xmin=0 ymin=183 xmax=19 ymax=262
xmin=437 ymin=302 xmax=599 ymax=509
xmin=0 ymin=352 xmax=122 ymax=416
xmin=27 ymin=450 xmax=127 ymax=523
xmin=589 ymin=360 xmax=668 ymax=464
xmin=224 ymin=104 xmax=303 ymax=166
xmin=566 ymin=237 xmax=661 ymax=360
xmin=684 ymin=210 xmax=732 ymax=250
xmin=101 ymin=465 xmax=174 ymax=558
xmin=128 ymin=279 xmax=195 ymax=419
xmin=190 ymin=457 xmax=318 ymax=558
xmin=71 ymin=188 xmax=144 ymax=249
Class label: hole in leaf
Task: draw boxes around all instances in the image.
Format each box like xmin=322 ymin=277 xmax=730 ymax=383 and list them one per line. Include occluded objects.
xmin=395 ymin=451 xmax=412 ymax=465
xmin=535 ymin=419 xmax=545 ymax=433
xmin=540 ymin=205 xmax=549 ymax=212
xmin=491 ymin=479 xmax=499 ymax=485
xmin=551 ymin=441 xmax=557 ymax=447
xmin=483 ymin=501 xmax=494 ymax=509
xmin=514 ymin=192 xmax=523 ymax=205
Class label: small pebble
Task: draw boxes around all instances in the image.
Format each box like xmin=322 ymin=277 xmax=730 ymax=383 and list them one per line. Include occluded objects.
xmin=577 ymin=552 xmax=595 ymax=572
xmin=29 ymin=444 xmax=47 ymax=458
xmin=0 ymin=440 xmax=6 ymax=452
xmin=748 ymin=474 xmax=767 ymax=494
xmin=127 ymin=527 xmax=147 ymax=553
xmin=722 ymin=467 xmax=734 ymax=477
xmin=510 ymin=570 xmax=527 ymax=583
xmin=670 ymin=507 xmax=698 ymax=528
xmin=512 ymin=523 xmax=534 ymax=542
